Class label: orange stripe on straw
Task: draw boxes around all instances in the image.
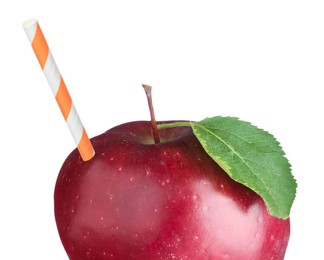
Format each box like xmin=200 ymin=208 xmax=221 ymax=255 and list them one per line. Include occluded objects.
xmin=56 ymin=79 xmax=72 ymax=120
xmin=23 ymin=18 xmax=95 ymax=161
xmin=78 ymin=129 xmax=95 ymax=161
xmin=32 ymin=23 xmax=49 ymax=70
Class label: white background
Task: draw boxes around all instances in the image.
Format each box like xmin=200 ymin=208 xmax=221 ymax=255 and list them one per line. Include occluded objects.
xmin=1 ymin=1 xmax=323 ymax=259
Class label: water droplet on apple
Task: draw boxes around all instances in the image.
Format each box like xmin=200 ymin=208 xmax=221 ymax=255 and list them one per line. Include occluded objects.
xmin=129 ymin=176 xmax=135 ymax=182
xmin=110 ymin=157 xmax=114 ymax=161
xmin=100 ymin=216 xmax=104 ymax=221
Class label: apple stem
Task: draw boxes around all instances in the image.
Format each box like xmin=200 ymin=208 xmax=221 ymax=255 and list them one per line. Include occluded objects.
xmin=142 ymin=84 xmax=160 ymax=144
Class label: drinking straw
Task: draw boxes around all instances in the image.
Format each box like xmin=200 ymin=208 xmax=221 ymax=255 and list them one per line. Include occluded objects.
xmin=23 ymin=19 xmax=95 ymax=161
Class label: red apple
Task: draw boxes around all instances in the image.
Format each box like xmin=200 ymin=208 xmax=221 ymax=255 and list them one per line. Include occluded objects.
xmin=54 ymin=120 xmax=290 ymax=260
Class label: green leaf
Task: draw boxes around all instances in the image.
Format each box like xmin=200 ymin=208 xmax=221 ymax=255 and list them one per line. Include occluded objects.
xmin=189 ymin=116 xmax=296 ymax=219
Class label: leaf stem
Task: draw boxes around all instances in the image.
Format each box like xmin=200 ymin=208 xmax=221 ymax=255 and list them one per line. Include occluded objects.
xmin=157 ymin=121 xmax=192 ymax=130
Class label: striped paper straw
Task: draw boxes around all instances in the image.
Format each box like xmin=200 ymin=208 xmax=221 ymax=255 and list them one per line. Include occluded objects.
xmin=23 ymin=18 xmax=95 ymax=161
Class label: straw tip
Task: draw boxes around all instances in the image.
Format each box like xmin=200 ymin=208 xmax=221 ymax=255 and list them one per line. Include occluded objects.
xmin=82 ymin=150 xmax=96 ymax=162
xmin=23 ymin=18 xmax=37 ymax=28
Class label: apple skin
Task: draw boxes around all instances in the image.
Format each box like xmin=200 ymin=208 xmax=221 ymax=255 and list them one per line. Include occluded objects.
xmin=54 ymin=121 xmax=290 ymax=260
